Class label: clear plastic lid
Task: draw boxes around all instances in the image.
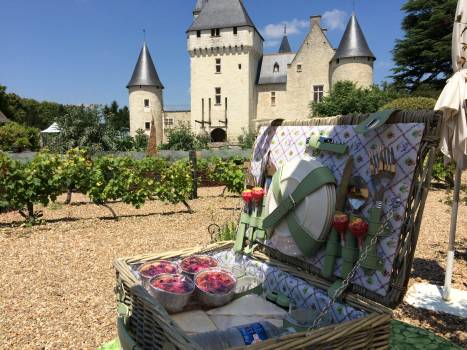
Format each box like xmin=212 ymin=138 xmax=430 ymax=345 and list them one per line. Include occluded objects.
xmin=180 ymin=255 xmax=219 ymax=274
xmin=138 ymin=260 xmax=179 ymax=278
xmin=195 ymin=269 xmax=237 ymax=295
xmin=150 ymin=274 xmax=195 ymax=294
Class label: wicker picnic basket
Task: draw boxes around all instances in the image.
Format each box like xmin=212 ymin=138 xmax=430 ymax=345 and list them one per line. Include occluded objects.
xmin=114 ymin=110 xmax=442 ymax=350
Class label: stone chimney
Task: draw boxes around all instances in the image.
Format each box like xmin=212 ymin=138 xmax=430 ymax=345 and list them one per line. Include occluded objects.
xmin=311 ymin=15 xmax=321 ymax=28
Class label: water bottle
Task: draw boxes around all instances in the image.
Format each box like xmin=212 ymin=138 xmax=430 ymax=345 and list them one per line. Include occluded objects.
xmin=190 ymin=321 xmax=283 ymax=349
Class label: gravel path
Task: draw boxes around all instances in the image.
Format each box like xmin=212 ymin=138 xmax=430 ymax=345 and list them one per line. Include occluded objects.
xmin=0 ymin=186 xmax=465 ymax=349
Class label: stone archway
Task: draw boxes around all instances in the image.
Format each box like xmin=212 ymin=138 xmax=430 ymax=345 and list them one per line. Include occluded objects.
xmin=210 ymin=128 xmax=227 ymax=142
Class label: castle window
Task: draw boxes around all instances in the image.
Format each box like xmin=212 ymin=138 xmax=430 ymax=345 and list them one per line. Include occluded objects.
xmin=297 ymin=64 xmax=303 ymax=72
xmin=215 ymin=58 xmax=221 ymax=73
xmin=144 ymin=99 xmax=150 ymax=108
xmin=313 ymin=85 xmax=324 ymax=102
xmin=145 ymin=122 xmax=151 ymax=130
xmin=215 ymin=87 xmax=222 ymax=105
xmin=164 ymin=117 xmax=174 ymax=128
xmin=211 ymin=28 xmax=220 ymax=37
xmin=233 ymin=27 xmax=238 ymax=35
xmin=238 ymin=64 xmax=242 ymax=70
xmin=271 ymin=92 xmax=276 ymax=107
xmin=197 ymin=30 xmax=201 ymax=38
xmin=336 ymin=59 xmax=340 ymax=64
xmin=273 ymin=62 xmax=279 ymax=73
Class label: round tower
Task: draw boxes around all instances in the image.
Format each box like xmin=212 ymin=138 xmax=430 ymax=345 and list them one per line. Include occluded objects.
xmin=127 ymin=42 xmax=164 ymax=145
xmin=330 ymin=14 xmax=375 ymax=88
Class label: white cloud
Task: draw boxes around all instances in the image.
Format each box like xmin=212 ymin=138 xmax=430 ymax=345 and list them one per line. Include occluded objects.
xmin=261 ymin=19 xmax=308 ymax=40
xmin=322 ymin=9 xmax=348 ymax=31
xmin=264 ymin=40 xmax=280 ymax=48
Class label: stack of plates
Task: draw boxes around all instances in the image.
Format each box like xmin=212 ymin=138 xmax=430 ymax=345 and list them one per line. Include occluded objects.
xmin=265 ymin=158 xmax=336 ymax=257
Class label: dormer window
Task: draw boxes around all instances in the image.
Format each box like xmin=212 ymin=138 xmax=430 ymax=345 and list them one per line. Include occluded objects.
xmin=211 ymin=28 xmax=220 ymax=37
xmin=233 ymin=27 xmax=238 ymax=35
xmin=273 ymin=62 xmax=279 ymax=73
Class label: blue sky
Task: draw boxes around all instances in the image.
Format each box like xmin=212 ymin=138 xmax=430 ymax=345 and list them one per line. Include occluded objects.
xmin=0 ymin=0 xmax=406 ymax=109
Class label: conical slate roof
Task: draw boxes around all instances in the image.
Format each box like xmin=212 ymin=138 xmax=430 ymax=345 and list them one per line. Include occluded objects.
xmin=193 ymin=0 xmax=207 ymax=14
xmin=333 ymin=14 xmax=375 ymax=60
xmin=278 ymin=35 xmax=292 ymax=53
xmin=127 ymin=42 xmax=164 ymax=89
xmin=188 ymin=0 xmax=258 ymax=33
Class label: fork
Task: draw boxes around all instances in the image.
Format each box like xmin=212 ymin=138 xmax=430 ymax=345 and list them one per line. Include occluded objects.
xmin=360 ymin=146 xmax=397 ymax=274
xmin=369 ymin=146 xmax=396 ymax=205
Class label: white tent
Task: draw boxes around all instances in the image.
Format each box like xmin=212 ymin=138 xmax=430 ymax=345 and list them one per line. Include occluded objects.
xmin=41 ymin=122 xmax=61 ymax=134
xmin=40 ymin=122 xmax=61 ymax=147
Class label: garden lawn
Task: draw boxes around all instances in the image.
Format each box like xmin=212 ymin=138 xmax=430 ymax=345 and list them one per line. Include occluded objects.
xmin=0 ymin=186 xmax=465 ymax=349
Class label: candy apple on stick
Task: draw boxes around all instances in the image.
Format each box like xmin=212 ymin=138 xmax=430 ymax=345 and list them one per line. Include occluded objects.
xmin=349 ymin=217 xmax=369 ymax=251
xmin=333 ymin=211 xmax=349 ymax=247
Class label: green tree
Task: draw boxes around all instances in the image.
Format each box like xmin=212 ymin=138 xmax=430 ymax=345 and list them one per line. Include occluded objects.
xmin=237 ymin=128 xmax=256 ymax=149
xmin=311 ymin=81 xmax=397 ymax=117
xmin=3 ymin=90 xmax=66 ymax=129
xmin=392 ymin=0 xmax=457 ymax=92
xmin=52 ymin=105 xmax=126 ymax=153
xmin=162 ymin=123 xmax=209 ymax=151
xmin=382 ymin=97 xmax=437 ymax=110
xmin=0 ymin=122 xmax=40 ymax=152
xmin=103 ymin=100 xmax=130 ymax=132
xmin=134 ymin=129 xmax=148 ymax=151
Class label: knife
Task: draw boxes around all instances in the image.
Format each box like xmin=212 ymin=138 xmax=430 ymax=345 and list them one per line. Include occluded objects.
xmin=322 ymin=156 xmax=353 ymax=279
xmin=335 ymin=156 xmax=354 ymax=211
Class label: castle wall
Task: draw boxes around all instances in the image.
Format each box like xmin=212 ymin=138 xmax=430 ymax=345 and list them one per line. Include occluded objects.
xmin=284 ymin=16 xmax=336 ymax=119
xmin=162 ymin=110 xmax=191 ymax=142
xmin=331 ymin=57 xmax=374 ymax=88
xmin=256 ymin=83 xmax=287 ymax=123
xmin=188 ymin=27 xmax=262 ymax=142
xmin=129 ymin=86 xmax=163 ymax=144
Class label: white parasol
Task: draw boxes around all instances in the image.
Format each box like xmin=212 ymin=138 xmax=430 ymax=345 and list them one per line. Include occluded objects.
xmin=434 ymin=0 xmax=467 ymax=301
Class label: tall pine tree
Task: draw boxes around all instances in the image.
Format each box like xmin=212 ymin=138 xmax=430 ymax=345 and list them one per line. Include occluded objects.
xmin=392 ymin=0 xmax=457 ymax=93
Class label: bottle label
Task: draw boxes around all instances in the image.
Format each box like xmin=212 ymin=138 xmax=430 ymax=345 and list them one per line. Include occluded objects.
xmin=236 ymin=323 xmax=268 ymax=345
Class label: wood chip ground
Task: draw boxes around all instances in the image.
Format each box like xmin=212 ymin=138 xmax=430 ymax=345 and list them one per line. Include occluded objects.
xmin=0 ymin=186 xmax=465 ymax=349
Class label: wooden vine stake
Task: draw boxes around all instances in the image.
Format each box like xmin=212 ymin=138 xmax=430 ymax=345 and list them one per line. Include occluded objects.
xmin=146 ymin=118 xmax=158 ymax=156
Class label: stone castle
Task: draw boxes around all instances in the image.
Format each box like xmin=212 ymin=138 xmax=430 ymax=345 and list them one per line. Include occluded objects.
xmin=127 ymin=0 xmax=375 ymax=143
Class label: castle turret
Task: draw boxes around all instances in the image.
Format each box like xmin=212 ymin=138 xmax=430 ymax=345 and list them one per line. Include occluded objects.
xmin=278 ymin=25 xmax=292 ymax=53
xmin=187 ymin=0 xmax=263 ymax=142
xmin=330 ymin=14 xmax=375 ymax=88
xmin=127 ymin=42 xmax=164 ymax=144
